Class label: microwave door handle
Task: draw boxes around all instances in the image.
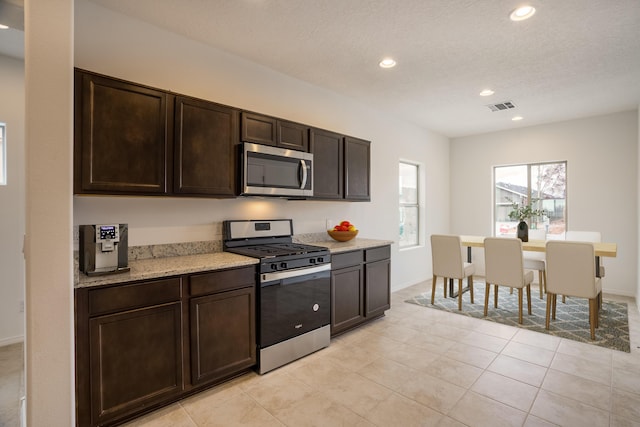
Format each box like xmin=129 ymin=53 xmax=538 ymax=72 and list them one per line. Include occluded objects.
xmin=299 ymin=159 xmax=308 ymax=189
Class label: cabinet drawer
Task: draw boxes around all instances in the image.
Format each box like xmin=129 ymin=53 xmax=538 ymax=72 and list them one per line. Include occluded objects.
xmin=365 ymin=246 xmax=390 ymax=263
xmin=331 ymin=250 xmax=364 ymax=270
xmin=190 ymin=266 xmax=256 ymax=296
xmin=88 ymin=278 xmax=182 ymax=316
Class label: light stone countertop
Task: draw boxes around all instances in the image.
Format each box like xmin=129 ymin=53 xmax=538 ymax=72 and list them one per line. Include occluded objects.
xmin=75 ymin=237 xmax=394 ymax=289
xmin=75 ymin=252 xmax=258 ymax=289
xmin=304 ymin=238 xmax=394 ymax=253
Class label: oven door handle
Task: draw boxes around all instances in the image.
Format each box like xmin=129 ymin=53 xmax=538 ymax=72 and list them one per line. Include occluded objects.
xmin=261 ymin=263 xmax=331 ymax=285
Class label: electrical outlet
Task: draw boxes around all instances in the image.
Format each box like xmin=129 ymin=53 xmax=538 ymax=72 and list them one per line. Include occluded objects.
xmin=19 ymin=300 xmax=24 ymax=313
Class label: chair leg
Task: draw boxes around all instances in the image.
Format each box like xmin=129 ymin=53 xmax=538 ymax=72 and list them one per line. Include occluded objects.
xmin=545 ymin=292 xmax=553 ymax=330
xmin=444 ymin=278 xmax=448 ymax=299
xmin=542 ymin=270 xmax=547 ymax=295
xmin=562 ymin=295 xmax=566 ymax=304
xmin=484 ymin=283 xmax=490 ymax=316
xmin=458 ymin=279 xmax=463 ymax=310
xmin=431 ymin=275 xmax=437 ymax=304
xmin=510 ymin=287 xmax=513 ymax=294
xmin=538 ymin=270 xmax=544 ymax=299
xmin=517 ymin=288 xmax=523 ymax=324
xmin=494 ymin=285 xmax=499 ymax=308
xmin=552 ymin=294 xmax=557 ymax=320
xmin=589 ymin=298 xmax=597 ymax=340
xmin=469 ymin=276 xmax=474 ymax=304
xmin=526 ymin=284 xmax=532 ymax=315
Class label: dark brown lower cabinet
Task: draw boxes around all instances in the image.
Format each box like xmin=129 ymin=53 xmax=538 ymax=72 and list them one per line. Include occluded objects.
xmin=89 ymin=302 xmax=183 ymax=426
xmin=331 ymin=264 xmax=365 ymax=335
xmin=330 ymin=245 xmax=391 ymax=336
xmin=190 ymin=286 xmax=255 ymax=386
xmin=75 ymin=266 xmax=257 ymax=427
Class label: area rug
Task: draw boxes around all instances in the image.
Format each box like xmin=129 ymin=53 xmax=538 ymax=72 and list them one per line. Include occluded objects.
xmin=405 ymin=280 xmax=630 ymax=353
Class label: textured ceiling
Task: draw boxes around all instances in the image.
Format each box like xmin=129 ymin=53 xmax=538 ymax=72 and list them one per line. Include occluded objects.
xmin=4 ymin=1 xmax=640 ymax=137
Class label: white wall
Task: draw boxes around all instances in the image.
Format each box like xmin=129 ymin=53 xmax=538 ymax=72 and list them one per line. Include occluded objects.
xmin=25 ymin=0 xmax=75 ymax=424
xmin=73 ymin=0 xmax=451 ymax=291
xmin=451 ymin=111 xmax=639 ymax=297
xmin=0 ymin=55 xmax=25 ymax=346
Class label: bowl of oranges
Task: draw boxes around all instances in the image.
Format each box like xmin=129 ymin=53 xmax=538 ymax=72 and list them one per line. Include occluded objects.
xmin=327 ymin=220 xmax=358 ymax=242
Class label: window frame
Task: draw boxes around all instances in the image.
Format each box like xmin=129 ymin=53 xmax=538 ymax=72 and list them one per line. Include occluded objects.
xmin=0 ymin=123 xmax=6 ymax=185
xmin=493 ymin=160 xmax=567 ymax=238
xmin=399 ymin=160 xmax=420 ymax=248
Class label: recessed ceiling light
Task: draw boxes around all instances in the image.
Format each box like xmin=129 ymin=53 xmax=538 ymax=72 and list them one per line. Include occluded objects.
xmin=379 ymin=58 xmax=397 ymax=69
xmin=479 ymin=89 xmax=495 ymax=96
xmin=510 ymin=5 xmax=536 ymax=21
xmin=512 ymin=116 xmax=524 ymax=121
xmin=0 ymin=24 xmax=9 ymax=30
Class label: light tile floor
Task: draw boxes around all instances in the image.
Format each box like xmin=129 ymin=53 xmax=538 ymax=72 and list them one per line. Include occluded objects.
xmin=118 ymin=281 xmax=640 ymax=427
xmin=1 ymin=281 xmax=639 ymax=427
xmin=0 ymin=342 xmax=24 ymax=427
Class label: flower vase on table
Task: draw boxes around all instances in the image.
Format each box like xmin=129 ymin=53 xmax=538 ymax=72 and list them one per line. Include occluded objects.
xmin=517 ymin=221 xmax=528 ymax=242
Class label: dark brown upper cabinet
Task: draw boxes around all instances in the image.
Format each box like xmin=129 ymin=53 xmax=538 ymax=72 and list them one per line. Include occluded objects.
xmin=74 ymin=70 xmax=171 ymax=195
xmin=310 ymin=129 xmax=371 ymax=201
xmin=344 ymin=136 xmax=371 ymax=201
xmin=241 ymin=112 xmax=309 ymax=152
xmin=174 ymin=96 xmax=239 ymax=197
xmin=310 ymin=128 xmax=344 ymax=199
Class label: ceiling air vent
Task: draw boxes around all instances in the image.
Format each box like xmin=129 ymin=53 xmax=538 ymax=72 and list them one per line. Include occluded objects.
xmin=486 ymin=101 xmax=516 ymax=112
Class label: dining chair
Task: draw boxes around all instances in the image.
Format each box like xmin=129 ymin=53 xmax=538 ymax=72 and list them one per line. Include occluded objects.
xmin=430 ymin=234 xmax=475 ymax=310
xmin=565 ymin=231 xmax=605 ymax=277
xmin=523 ymin=229 xmax=547 ymax=299
xmin=483 ymin=237 xmax=533 ymax=324
xmin=545 ymin=240 xmax=602 ymax=340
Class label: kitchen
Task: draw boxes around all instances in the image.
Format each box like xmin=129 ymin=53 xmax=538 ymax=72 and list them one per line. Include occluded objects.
xmin=4 ymin=0 xmax=640 ymax=425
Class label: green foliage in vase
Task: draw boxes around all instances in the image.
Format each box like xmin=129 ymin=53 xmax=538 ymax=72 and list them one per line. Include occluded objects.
xmin=508 ymin=199 xmax=548 ymax=222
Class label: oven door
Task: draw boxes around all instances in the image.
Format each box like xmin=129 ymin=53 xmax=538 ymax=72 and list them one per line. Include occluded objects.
xmin=242 ymin=143 xmax=313 ymax=197
xmin=259 ymin=267 xmax=330 ymax=348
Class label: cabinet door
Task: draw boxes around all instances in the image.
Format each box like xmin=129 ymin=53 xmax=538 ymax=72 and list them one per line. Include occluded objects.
xmin=75 ymin=70 xmax=170 ymax=195
xmin=310 ymin=128 xmax=344 ymax=199
xmin=241 ymin=112 xmax=277 ymax=146
xmin=278 ymin=120 xmax=309 ymax=152
xmin=190 ymin=287 xmax=256 ymax=386
xmin=344 ymin=137 xmax=371 ymax=201
xmin=89 ymin=302 xmax=183 ymax=425
xmin=174 ymin=96 xmax=239 ymax=196
xmin=365 ymin=259 xmax=391 ymax=318
xmin=331 ymin=264 xmax=364 ymax=335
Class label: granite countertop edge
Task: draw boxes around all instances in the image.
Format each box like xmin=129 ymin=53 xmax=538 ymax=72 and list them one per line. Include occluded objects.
xmin=75 ymin=237 xmax=394 ymax=289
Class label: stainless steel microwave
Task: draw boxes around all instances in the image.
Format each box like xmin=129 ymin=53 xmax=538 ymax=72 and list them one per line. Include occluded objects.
xmin=241 ymin=142 xmax=313 ymax=197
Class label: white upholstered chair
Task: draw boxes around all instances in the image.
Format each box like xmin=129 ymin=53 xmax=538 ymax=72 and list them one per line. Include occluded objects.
xmin=484 ymin=237 xmax=533 ymax=324
xmin=523 ymin=229 xmax=547 ymax=299
xmin=430 ymin=234 xmax=475 ymax=310
xmin=545 ymin=240 xmax=602 ymax=340
xmin=565 ymin=231 xmax=605 ymax=277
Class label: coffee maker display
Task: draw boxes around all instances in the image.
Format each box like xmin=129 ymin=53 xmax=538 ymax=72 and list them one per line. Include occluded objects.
xmin=79 ymin=224 xmax=130 ymax=275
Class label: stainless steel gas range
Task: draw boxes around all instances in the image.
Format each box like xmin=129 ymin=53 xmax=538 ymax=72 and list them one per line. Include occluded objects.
xmin=223 ymin=219 xmax=331 ymax=374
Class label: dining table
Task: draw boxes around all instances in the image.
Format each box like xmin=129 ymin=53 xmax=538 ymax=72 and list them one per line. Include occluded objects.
xmin=446 ymin=235 xmax=618 ymax=298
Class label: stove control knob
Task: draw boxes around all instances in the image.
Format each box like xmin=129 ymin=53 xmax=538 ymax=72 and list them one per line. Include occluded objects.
xmin=280 ymin=262 xmax=288 ymax=269
xmin=317 ymin=257 xmax=324 ymax=263
xmin=310 ymin=258 xmax=316 ymax=264
xmin=270 ymin=263 xmax=278 ymax=270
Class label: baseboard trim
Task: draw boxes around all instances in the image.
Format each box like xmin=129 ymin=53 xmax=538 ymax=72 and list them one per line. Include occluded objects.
xmin=0 ymin=335 xmax=24 ymax=347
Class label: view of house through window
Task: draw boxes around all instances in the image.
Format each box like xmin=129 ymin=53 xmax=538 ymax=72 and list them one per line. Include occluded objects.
xmin=0 ymin=123 xmax=5 ymax=185
xmin=399 ymin=161 xmax=419 ymax=247
xmin=494 ymin=161 xmax=566 ymax=237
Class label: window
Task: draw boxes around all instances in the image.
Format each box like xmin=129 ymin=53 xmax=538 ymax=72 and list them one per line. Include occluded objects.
xmin=399 ymin=161 xmax=419 ymax=247
xmin=494 ymin=161 xmax=566 ymax=237
xmin=0 ymin=123 xmax=5 ymax=185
